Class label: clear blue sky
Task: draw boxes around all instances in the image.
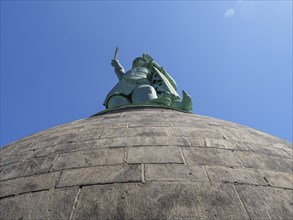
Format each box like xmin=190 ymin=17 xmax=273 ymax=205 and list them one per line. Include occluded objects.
xmin=1 ymin=1 xmax=292 ymax=146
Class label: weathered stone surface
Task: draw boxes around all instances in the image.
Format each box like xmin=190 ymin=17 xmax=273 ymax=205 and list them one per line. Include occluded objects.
xmin=272 ymin=143 xmax=293 ymax=157
xmin=29 ymin=139 xmax=111 ymax=158
xmin=0 ymin=172 xmax=60 ymax=198
xmin=243 ymin=142 xmax=291 ymax=158
xmin=58 ymin=127 xmax=103 ymax=142
xmin=182 ymin=147 xmax=242 ymax=167
xmin=51 ymin=148 xmax=125 ymax=171
xmin=1 ymin=107 xmax=292 ymax=219
xmin=205 ymin=165 xmax=268 ymax=185
xmin=168 ymin=127 xmax=224 ymax=139
xmin=0 ymin=187 xmax=78 ymax=220
xmin=145 ymin=164 xmax=209 ymax=182
xmin=111 ymin=136 xmax=189 ymax=147
xmin=0 ymin=152 xmax=29 ymax=166
xmin=205 ymin=138 xmax=248 ymax=150
xmin=72 ymin=182 xmax=249 ymax=220
xmin=259 ymin=169 xmax=293 ymax=189
xmin=0 ymin=155 xmax=57 ymax=181
xmin=100 ymin=127 xmax=127 ymax=138
xmin=28 ymin=135 xmax=60 ymax=150
xmin=125 ymin=127 xmax=169 ymax=137
xmin=111 ymin=136 xmax=156 ymax=147
xmin=127 ymin=146 xmax=183 ymax=164
xmin=236 ymin=151 xmax=292 ymax=173
xmin=1 ymin=140 xmax=32 ymax=157
xmin=235 ymin=185 xmax=293 ymax=219
xmin=187 ymin=137 xmax=205 ymax=147
xmin=90 ymin=122 xmax=127 ymax=129
xmin=57 ymin=164 xmax=141 ymax=187
xmin=171 ymin=121 xmax=212 ymax=128
xmin=217 ymin=127 xmax=272 ymax=145
xmin=127 ymin=118 xmax=172 ymax=127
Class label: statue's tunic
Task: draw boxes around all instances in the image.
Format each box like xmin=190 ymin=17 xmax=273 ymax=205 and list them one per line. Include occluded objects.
xmin=103 ymin=67 xmax=152 ymax=106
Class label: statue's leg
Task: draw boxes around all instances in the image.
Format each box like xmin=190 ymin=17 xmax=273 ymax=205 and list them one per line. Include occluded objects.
xmin=132 ymin=85 xmax=158 ymax=104
xmin=107 ymin=95 xmax=130 ymax=109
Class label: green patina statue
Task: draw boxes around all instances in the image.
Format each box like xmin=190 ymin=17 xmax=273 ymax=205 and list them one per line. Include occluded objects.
xmin=103 ymin=48 xmax=192 ymax=112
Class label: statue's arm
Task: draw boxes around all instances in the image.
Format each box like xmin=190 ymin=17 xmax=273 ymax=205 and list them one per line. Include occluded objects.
xmin=111 ymin=59 xmax=125 ymax=80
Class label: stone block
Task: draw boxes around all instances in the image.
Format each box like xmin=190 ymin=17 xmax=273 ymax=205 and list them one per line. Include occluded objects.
xmin=51 ymin=148 xmax=125 ymax=171
xmin=127 ymin=146 xmax=183 ymax=164
xmin=145 ymin=164 xmax=209 ymax=182
xmin=100 ymin=127 xmax=127 ymax=138
xmin=1 ymin=140 xmax=32 ymax=157
xmin=29 ymin=139 xmax=111 ymax=158
xmin=188 ymin=137 xmax=205 ymax=147
xmin=127 ymin=116 xmax=172 ymax=127
xmin=171 ymin=121 xmax=211 ymax=129
xmin=125 ymin=127 xmax=169 ymax=137
xmin=168 ymin=127 xmax=223 ymax=139
xmin=235 ymin=185 xmax=293 ymax=219
xmin=182 ymin=147 xmax=242 ymax=167
xmin=0 ymin=172 xmax=60 ymax=198
xmin=0 ymin=152 xmax=30 ymax=166
xmin=218 ymin=127 xmax=271 ymax=145
xmin=235 ymin=151 xmax=292 ymax=173
xmin=0 ymin=155 xmax=57 ymax=181
xmin=57 ymin=164 xmax=141 ymax=187
xmin=110 ymin=136 xmax=189 ymax=147
xmin=27 ymin=135 xmax=60 ymax=150
xmin=205 ymin=165 xmax=268 ymax=185
xmin=205 ymin=138 xmax=248 ymax=150
xmin=58 ymin=127 xmax=103 ymax=143
xmin=72 ymin=182 xmax=249 ymax=220
xmin=111 ymin=136 xmax=156 ymax=147
xmin=91 ymin=123 xmax=127 ymax=129
xmin=58 ymin=138 xmax=111 ymax=151
xmin=243 ymin=142 xmax=291 ymax=158
xmin=123 ymin=110 xmax=167 ymax=119
xmin=154 ymin=136 xmax=190 ymax=146
xmin=272 ymin=143 xmax=293 ymax=157
xmin=259 ymin=169 xmax=293 ymax=189
xmin=0 ymin=187 xmax=79 ymax=220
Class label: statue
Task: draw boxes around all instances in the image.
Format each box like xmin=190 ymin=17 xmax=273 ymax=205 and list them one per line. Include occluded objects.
xmin=103 ymin=48 xmax=192 ymax=112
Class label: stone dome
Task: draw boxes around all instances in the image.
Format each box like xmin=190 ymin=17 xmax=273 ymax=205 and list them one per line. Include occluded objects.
xmin=0 ymin=107 xmax=292 ymax=219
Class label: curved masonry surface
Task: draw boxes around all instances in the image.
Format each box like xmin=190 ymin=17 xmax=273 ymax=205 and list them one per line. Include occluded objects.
xmin=0 ymin=107 xmax=292 ymax=219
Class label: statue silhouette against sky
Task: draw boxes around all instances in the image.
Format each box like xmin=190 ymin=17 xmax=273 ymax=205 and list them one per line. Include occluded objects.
xmin=104 ymin=48 xmax=192 ymax=112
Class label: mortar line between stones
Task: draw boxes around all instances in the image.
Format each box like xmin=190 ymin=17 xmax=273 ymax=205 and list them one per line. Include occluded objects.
xmin=124 ymin=147 xmax=128 ymax=163
xmin=185 ymin=137 xmax=192 ymax=147
xmin=49 ymin=154 xmax=60 ymax=172
xmin=232 ymin=151 xmax=246 ymax=168
xmin=163 ymin=111 xmax=168 ymax=118
xmin=0 ymin=188 xmax=52 ymax=200
xmin=232 ymin=184 xmax=252 ymax=220
xmin=54 ymin=170 xmax=63 ymax=189
xmin=203 ymin=165 xmax=211 ymax=182
xmin=22 ymin=149 xmax=36 ymax=162
xmin=179 ymin=147 xmax=187 ymax=164
xmin=54 ymin=136 xmax=62 ymax=146
xmin=256 ymin=169 xmax=271 ymax=186
xmin=163 ymin=111 xmax=174 ymax=127
xmin=69 ymin=187 xmax=81 ymax=220
xmin=55 ymin=180 xmax=143 ymax=190
xmin=142 ymin=164 xmax=145 ymax=183
xmin=165 ymin=127 xmax=170 ymax=136
xmin=203 ymin=137 xmax=207 ymax=147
